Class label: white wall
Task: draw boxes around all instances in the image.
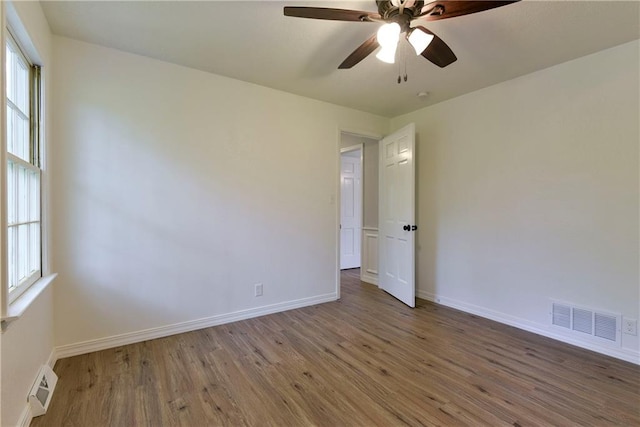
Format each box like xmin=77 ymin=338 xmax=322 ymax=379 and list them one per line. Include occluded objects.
xmin=361 ymin=139 xmax=379 ymax=229
xmin=2 ymin=285 xmax=54 ymax=426
xmin=1 ymin=4 xmax=4 ymax=424
xmin=51 ymin=36 xmax=388 ymax=348
xmin=1 ymin=2 xmax=54 ymax=426
xmin=391 ymin=40 xmax=639 ymax=361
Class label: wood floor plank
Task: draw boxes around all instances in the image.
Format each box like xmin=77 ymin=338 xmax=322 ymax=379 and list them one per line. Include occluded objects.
xmin=32 ymin=269 xmax=639 ymax=426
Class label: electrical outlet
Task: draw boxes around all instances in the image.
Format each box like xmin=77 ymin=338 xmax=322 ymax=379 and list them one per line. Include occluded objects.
xmin=254 ymin=283 xmax=263 ymax=297
xmin=623 ymin=318 xmax=637 ymax=336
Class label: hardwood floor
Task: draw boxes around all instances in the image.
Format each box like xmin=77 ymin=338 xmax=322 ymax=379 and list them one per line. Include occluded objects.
xmin=33 ymin=268 xmax=639 ymax=426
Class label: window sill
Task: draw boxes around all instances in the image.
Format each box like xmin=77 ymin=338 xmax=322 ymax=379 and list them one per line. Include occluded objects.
xmin=1 ymin=273 xmax=57 ymax=331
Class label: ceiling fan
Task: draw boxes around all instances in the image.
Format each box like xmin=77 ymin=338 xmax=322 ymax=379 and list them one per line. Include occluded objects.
xmin=284 ymin=0 xmax=520 ymax=70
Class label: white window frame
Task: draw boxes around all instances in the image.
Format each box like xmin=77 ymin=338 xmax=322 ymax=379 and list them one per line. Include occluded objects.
xmin=1 ymin=9 xmax=55 ymax=327
xmin=5 ymin=30 xmax=42 ymax=303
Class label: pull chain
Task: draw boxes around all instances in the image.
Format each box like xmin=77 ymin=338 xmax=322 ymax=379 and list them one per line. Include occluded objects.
xmin=397 ymin=45 xmax=402 ymax=84
xmin=396 ymin=41 xmax=408 ymax=84
xmin=404 ymin=43 xmax=408 ymax=82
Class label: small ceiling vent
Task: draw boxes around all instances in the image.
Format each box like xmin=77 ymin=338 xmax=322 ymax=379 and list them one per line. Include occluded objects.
xmin=550 ymin=300 xmax=620 ymax=346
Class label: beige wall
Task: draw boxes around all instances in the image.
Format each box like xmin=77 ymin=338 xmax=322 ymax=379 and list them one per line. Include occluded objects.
xmin=1 ymin=2 xmax=54 ymax=426
xmin=391 ymin=40 xmax=639 ymax=360
xmin=51 ymin=36 xmax=388 ymax=348
xmin=1 ymin=2 xmax=4 ymax=422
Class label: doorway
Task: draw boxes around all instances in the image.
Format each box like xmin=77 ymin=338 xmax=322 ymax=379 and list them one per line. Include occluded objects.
xmin=337 ymin=125 xmax=416 ymax=308
xmin=338 ymin=131 xmax=380 ymax=297
xmin=340 ymin=147 xmax=362 ymax=270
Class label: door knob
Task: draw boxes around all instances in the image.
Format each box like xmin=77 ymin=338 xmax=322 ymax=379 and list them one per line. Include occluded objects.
xmin=412 ymin=225 xmax=417 ymax=231
xmin=403 ymin=225 xmax=410 ymax=231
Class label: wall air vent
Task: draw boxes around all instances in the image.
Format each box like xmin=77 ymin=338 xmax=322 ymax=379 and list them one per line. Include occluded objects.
xmin=28 ymin=365 xmax=58 ymax=417
xmin=594 ymin=313 xmax=617 ymax=341
xmin=572 ymin=308 xmax=593 ymax=334
xmin=550 ymin=300 xmax=621 ymax=346
xmin=552 ymin=303 xmax=571 ymax=329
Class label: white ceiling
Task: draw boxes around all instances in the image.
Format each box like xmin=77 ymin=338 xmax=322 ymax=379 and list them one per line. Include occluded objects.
xmin=40 ymin=0 xmax=640 ymax=117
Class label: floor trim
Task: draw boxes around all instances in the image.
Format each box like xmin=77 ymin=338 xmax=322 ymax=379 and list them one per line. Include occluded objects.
xmin=417 ymin=289 xmax=639 ymax=365
xmin=360 ymin=273 xmax=378 ymax=286
xmin=55 ymin=293 xmax=338 ymax=359
xmin=17 ymin=406 xmax=31 ymax=427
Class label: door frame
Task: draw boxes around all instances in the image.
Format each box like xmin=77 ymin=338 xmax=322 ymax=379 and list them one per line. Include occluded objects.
xmin=335 ymin=129 xmax=382 ymax=300
xmin=340 ymin=144 xmax=363 ymax=270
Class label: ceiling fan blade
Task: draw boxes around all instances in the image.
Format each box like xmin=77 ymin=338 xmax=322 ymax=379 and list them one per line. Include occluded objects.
xmin=414 ymin=26 xmax=457 ymax=67
xmin=284 ymin=7 xmax=380 ymax=22
xmin=419 ymin=1 xmax=520 ymax=21
xmin=338 ymin=34 xmax=379 ymax=69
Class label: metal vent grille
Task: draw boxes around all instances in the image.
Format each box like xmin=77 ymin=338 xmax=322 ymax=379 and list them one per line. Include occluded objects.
xmin=551 ymin=300 xmax=620 ymax=346
xmin=552 ymin=303 xmax=571 ymax=329
xmin=572 ymin=308 xmax=593 ymax=334
xmin=29 ymin=365 xmax=58 ymax=417
xmin=594 ymin=313 xmax=617 ymax=341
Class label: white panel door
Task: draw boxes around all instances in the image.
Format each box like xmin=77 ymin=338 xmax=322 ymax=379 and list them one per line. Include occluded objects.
xmin=379 ymin=123 xmax=416 ymax=307
xmin=340 ymin=154 xmax=362 ymax=269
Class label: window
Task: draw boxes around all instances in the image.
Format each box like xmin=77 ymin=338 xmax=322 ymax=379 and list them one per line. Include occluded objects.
xmin=5 ymin=31 xmax=41 ymax=303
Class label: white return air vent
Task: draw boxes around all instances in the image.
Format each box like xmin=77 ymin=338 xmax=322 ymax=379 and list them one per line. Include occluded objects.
xmin=28 ymin=365 xmax=58 ymax=417
xmin=551 ymin=301 xmax=620 ymax=345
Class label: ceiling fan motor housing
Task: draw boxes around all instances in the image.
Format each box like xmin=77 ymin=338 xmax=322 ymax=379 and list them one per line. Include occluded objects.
xmin=377 ymin=1 xmax=425 ymax=18
xmin=376 ymin=0 xmax=425 ymax=31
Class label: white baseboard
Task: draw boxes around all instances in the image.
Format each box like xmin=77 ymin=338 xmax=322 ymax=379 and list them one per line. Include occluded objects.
xmin=55 ymin=292 xmax=337 ymax=359
xmin=46 ymin=347 xmax=58 ymax=369
xmin=17 ymin=406 xmax=30 ymax=427
xmin=417 ymin=289 xmax=640 ymax=365
xmin=360 ymin=272 xmax=378 ymax=286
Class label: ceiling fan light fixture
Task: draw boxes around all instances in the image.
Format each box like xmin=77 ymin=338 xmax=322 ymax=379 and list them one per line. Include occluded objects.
xmin=376 ymin=22 xmax=401 ymax=64
xmin=376 ymin=45 xmax=398 ymax=64
xmin=284 ymin=0 xmax=519 ymax=70
xmin=408 ymin=28 xmax=434 ymax=55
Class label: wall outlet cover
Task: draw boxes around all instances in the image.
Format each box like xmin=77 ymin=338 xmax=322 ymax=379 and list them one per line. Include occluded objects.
xmin=623 ymin=318 xmax=637 ymax=336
